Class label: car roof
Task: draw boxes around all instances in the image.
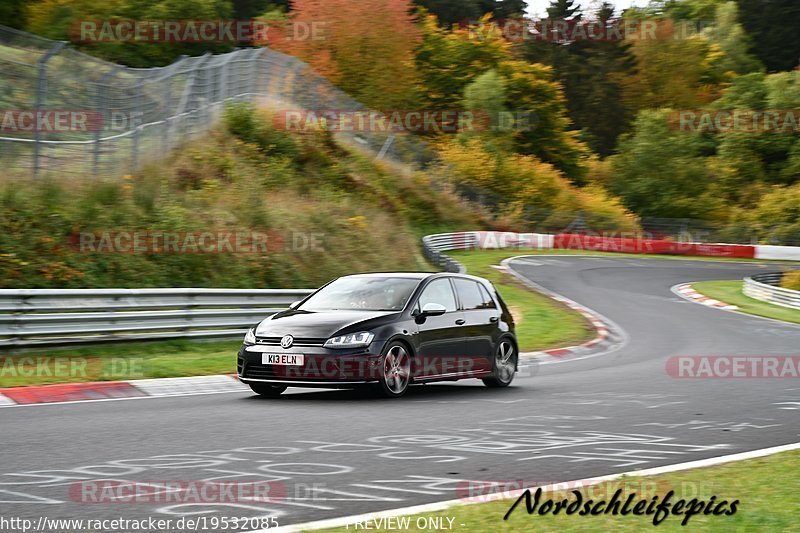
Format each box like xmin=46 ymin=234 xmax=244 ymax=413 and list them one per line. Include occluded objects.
xmin=341 ymin=272 xmax=433 ymax=280
xmin=340 ymin=272 xmax=489 ymax=283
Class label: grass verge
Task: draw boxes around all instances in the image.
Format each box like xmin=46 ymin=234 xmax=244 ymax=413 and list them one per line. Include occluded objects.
xmin=691 ymin=280 xmax=800 ymax=324
xmin=322 ymin=449 xmax=800 ymax=532
xmin=0 ymin=339 xmax=240 ymax=388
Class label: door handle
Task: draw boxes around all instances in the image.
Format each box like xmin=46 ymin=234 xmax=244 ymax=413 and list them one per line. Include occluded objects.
xmin=489 ymin=316 xmax=499 ymax=323
xmin=455 ymin=319 xmax=466 ymax=325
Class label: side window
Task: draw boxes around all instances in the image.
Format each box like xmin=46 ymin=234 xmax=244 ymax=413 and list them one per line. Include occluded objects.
xmin=454 ymin=279 xmax=484 ymax=311
xmin=418 ymin=279 xmax=457 ymax=312
xmin=478 ymin=283 xmax=497 ymax=309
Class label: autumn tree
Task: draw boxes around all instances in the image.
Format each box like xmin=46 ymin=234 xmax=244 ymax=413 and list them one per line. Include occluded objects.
xmin=608 ymin=110 xmax=719 ymax=219
xmin=417 ymin=13 xmax=588 ymax=182
xmin=26 ymin=0 xmax=234 ymax=67
xmin=736 ymin=0 xmax=800 ymax=72
xmin=0 ymin=0 xmax=26 ymax=29
xmin=619 ymin=23 xmax=723 ymax=110
xmin=524 ymin=2 xmax=637 ymax=157
xmin=272 ymin=0 xmax=421 ymax=110
xmin=413 ymin=0 xmax=527 ymax=27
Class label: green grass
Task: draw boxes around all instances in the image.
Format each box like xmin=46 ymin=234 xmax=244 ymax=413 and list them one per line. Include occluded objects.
xmin=322 ymin=449 xmax=800 ymax=532
xmin=0 ymin=339 xmax=240 ymax=387
xmin=450 ymin=250 xmax=593 ymax=352
xmin=691 ymin=280 xmax=800 ymax=324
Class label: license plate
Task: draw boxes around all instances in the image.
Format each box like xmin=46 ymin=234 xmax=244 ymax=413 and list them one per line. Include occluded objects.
xmin=262 ymin=353 xmax=304 ymax=366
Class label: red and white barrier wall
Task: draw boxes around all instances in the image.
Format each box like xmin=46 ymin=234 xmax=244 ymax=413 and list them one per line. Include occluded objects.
xmin=465 ymin=231 xmax=800 ymax=261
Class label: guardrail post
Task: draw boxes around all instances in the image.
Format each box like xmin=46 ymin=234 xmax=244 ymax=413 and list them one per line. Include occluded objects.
xmin=32 ymin=41 xmax=66 ymax=179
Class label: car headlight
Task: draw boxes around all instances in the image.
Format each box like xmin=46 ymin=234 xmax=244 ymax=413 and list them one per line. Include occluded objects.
xmin=324 ymin=331 xmax=374 ymax=349
xmin=244 ymin=328 xmax=256 ymax=345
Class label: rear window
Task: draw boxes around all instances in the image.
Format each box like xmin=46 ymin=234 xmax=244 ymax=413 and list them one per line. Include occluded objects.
xmin=454 ymin=279 xmax=484 ymax=311
xmin=478 ymin=283 xmax=497 ymax=309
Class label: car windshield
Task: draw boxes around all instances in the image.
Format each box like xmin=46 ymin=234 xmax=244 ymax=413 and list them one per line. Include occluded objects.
xmin=299 ymin=276 xmax=420 ymax=312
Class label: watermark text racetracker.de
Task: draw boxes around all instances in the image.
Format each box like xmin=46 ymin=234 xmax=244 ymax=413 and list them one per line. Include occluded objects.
xmin=670 ymin=109 xmax=800 ymax=134
xmin=70 ymin=480 xmax=286 ymax=504
xmin=272 ymin=109 xmax=537 ymax=134
xmin=70 ymin=19 xmax=327 ymax=44
xmin=70 ymin=231 xmax=325 ymax=254
xmin=457 ymin=478 xmax=712 ymax=503
xmin=0 ymin=356 xmax=146 ymax=381
xmin=464 ymin=17 xmax=713 ymax=42
xmin=667 ymin=356 xmax=800 ymax=378
xmin=1 ymin=110 xmax=147 ymax=134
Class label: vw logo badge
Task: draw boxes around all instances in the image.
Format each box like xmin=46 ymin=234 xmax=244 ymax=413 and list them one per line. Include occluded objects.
xmin=280 ymin=335 xmax=294 ymax=349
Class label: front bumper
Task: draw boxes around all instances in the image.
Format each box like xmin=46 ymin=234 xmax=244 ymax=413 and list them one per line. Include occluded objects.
xmin=237 ymin=344 xmax=384 ymax=385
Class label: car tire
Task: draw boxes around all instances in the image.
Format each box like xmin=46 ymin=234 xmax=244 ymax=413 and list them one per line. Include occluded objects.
xmin=483 ymin=338 xmax=517 ymax=388
xmin=248 ymin=382 xmax=287 ymax=398
xmin=379 ymin=341 xmax=412 ymax=398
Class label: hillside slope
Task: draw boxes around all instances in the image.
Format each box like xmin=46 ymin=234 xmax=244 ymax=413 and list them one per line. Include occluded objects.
xmin=0 ymin=104 xmax=489 ymax=288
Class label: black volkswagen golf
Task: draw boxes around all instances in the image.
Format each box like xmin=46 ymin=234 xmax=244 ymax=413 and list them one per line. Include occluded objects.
xmin=237 ymin=272 xmax=518 ymax=398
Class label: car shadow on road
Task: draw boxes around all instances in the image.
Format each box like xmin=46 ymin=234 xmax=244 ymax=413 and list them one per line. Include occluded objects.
xmin=239 ymin=382 xmax=524 ymax=403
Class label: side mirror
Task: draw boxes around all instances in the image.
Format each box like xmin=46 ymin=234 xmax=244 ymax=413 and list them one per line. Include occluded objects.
xmin=289 ymin=301 xmax=301 ymax=309
xmin=420 ymin=302 xmax=447 ymax=317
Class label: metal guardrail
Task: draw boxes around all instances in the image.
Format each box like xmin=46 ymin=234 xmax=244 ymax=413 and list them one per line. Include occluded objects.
xmin=421 ymin=233 xmax=476 ymax=274
xmin=0 ymin=288 xmax=314 ymax=348
xmin=743 ymin=272 xmax=800 ymax=310
xmin=0 ymin=233 xmax=469 ymax=349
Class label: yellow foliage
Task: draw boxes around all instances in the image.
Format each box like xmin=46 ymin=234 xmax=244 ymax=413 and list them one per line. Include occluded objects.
xmin=436 ymin=138 xmax=498 ymax=191
xmin=782 ymin=271 xmax=800 ymax=291
xmin=436 ymin=138 xmax=638 ymax=231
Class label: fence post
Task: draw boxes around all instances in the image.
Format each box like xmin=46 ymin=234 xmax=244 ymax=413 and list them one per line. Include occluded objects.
xmin=32 ymin=41 xmax=66 ymax=179
xmin=131 ymin=78 xmax=144 ymax=172
xmin=203 ymin=53 xmax=214 ymax=128
xmin=254 ymin=48 xmax=265 ymax=99
xmin=163 ymin=55 xmax=188 ymax=156
xmin=93 ymin=66 xmax=120 ymax=177
xmin=376 ymin=135 xmax=395 ymax=161
xmin=219 ymin=53 xmax=231 ymax=103
xmin=162 ymin=74 xmax=172 ymax=157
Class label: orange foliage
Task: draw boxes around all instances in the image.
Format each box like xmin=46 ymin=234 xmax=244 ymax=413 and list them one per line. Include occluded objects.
xmin=269 ymin=0 xmax=421 ymax=110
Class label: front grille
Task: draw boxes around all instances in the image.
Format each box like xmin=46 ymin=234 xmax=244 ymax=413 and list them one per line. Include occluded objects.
xmin=242 ymin=362 xmax=279 ymax=379
xmin=255 ymin=336 xmax=326 ymax=346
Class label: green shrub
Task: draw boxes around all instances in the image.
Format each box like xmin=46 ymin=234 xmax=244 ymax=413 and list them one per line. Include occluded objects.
xmin=223 ymin=102 xmax=298 ymax=160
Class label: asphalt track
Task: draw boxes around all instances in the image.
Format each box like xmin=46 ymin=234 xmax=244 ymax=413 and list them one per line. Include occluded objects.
xmin=2 ymin=256 xmax=800 ymax=531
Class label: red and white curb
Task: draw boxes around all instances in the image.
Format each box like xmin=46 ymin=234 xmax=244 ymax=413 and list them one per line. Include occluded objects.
xmin=674 ymin=283 xmax=738 ymax=310
xmin=0 ymin=374 xmax=248 ymax=407
xmin=498 ymin=257 xmax=627 ymax=363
